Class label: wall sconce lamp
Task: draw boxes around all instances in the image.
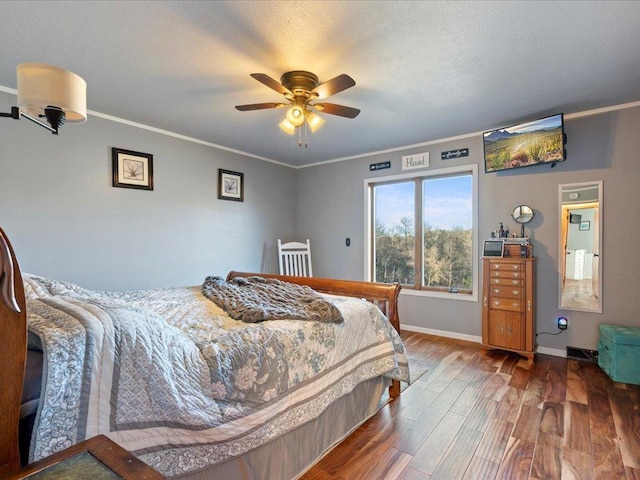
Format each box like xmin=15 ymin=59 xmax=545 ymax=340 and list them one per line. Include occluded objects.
xmin=0 ymin=63 xmax=87 ymax=135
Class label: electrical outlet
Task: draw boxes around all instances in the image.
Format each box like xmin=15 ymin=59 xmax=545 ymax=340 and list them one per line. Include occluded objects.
xmin=557 ymin=316 xmax=568 ymax=330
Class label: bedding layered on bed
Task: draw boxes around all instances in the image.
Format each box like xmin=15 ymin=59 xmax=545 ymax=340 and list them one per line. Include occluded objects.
xmin=23 ymin=274 xmax=409 ymax=478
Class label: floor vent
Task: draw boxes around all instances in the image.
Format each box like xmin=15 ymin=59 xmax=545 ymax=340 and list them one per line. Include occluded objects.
xmin=566 ymin=346 xmax=598 ymax=363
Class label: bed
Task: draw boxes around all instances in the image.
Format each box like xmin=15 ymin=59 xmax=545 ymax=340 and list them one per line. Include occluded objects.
xmin=0 ymin=227 xmax=409 ymax=479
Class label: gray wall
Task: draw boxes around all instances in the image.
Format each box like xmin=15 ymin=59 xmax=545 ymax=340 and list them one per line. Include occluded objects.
xmin=297 ymin=106 xmax=640 ymax=352
xmin=3 ymin=86 xmax=639 ymax=352
xmin=0 ymin=91 xmax=295 ymax=291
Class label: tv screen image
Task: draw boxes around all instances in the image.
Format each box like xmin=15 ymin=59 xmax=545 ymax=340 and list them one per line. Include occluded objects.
xmin=484 ymin=113 xmax=565 ymax=173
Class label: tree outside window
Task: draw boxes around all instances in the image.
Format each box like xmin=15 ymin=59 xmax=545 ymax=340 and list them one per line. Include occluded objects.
xmin=371 ymin=169 xmax=474 ymax=296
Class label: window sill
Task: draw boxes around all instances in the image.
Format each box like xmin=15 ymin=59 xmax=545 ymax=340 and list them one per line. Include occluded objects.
xmin=400 ymin=288 xmax=478 ymax=302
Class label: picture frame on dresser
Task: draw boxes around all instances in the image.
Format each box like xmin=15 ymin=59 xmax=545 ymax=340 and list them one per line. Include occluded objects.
xmin=483 ymin=239 xmax=504 ymax=257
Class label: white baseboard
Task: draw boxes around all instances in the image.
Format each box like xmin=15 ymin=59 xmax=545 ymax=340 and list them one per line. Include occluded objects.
xmin=401 ymin=324 xmax=566 ymax=358
xmin=536 ymin=346 xmax=566 ymax=358
xmin=400 ymin=324 xmax=482 ymax=344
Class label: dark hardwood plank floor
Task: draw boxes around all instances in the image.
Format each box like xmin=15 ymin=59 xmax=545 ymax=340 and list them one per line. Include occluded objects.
xmin=300 ymin=331 xmax=640 ymax=480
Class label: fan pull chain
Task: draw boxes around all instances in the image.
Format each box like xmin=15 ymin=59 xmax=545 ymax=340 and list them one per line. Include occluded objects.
xmin=303 ymin=122 xmax=308 ymax=148
xmin=296 ymin=123 xmax=308 ymax=148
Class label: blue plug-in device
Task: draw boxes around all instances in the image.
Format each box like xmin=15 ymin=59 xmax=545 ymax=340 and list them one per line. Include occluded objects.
xmin=557 ymin=316 xmax=568 ymax=330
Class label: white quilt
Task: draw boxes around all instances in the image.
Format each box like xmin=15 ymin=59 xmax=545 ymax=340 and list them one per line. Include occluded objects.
xmin=24 ymin=274 xmax=410 ymax=477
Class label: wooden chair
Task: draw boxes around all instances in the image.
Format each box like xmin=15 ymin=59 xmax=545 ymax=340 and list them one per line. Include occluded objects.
xmin=277 ymin=239 xmax=313 ymax=277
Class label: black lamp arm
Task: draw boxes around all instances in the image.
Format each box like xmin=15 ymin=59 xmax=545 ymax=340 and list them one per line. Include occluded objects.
xmin=0 ymin=106 xmax=60 ymax=134
xmin=0 ymin=106 xmax=20 ymax=119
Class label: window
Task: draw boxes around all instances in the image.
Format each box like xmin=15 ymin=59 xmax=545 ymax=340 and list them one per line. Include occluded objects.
xmin=373 ymin=181 xmax=416 ymax=285
xmin=367 ymin=164 xmax=478 ymax=300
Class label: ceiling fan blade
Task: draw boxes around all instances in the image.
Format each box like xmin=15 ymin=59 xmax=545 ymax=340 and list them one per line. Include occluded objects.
xmin=250 ymin=73 xmax=292 ymax=96
xmin=235 ymin=102 xmax=286 ymax=111
xmin=313 ymin=103 xmax=360 ymax=119
xmin=312 ymin=74 xmax=356 ymax=99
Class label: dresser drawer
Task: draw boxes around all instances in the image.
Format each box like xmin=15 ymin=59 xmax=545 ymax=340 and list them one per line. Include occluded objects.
xmin=490 ymin=262 xmax=522 ymax=272
xmin=489 ymin=277 xmax=522 ymax=287
xmin=490 ymin=270 xmax=523 ymax=279
xmin=489 ymin=298 xmax=522 ymax=312
xmin=489 ymin=286 xmax=522 ymax=299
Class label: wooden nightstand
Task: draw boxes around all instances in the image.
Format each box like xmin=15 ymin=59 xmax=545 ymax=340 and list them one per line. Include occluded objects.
xmin=0 ymin=435 xmax=164 ymax=480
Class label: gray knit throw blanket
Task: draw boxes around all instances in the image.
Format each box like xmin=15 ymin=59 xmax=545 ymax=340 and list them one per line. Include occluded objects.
xmin=202 ymin=276 xmax=344 ymax=324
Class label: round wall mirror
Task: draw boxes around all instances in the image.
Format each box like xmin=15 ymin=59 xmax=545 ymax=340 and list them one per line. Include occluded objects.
xmin=512 ymin=205 xmax=534 ymax=224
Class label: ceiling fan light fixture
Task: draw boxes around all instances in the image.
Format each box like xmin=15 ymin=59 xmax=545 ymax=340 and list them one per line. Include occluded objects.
xmin=279 ymin=118 xmax=296 ymax=135
xmin=306 ymin=111 xmax=324 ymax=133
xmin=236 ymin=70 xmax=359 ymax=142
xmin=285 ymin=104 xmax=305 ymax=127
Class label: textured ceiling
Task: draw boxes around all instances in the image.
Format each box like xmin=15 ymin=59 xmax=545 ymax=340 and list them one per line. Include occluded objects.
xmin=1 ymin=1 xmax=640 ymax=167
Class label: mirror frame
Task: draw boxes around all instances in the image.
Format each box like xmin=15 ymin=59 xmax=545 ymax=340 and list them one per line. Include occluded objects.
xmin=512 ymin=205 xmax=534 ymax=224
xmin=558 ymin=181 xmax=603 ymax=313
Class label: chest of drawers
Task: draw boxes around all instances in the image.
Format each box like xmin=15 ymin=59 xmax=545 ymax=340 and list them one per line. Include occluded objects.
xmin=482 ymin=257 xmax=536 ymax=362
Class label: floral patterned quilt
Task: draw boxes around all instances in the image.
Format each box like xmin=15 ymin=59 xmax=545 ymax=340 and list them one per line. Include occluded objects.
xmin=23 ymin=274 xmax=410 ymax=477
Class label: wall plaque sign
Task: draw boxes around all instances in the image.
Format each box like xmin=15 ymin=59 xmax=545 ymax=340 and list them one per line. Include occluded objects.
xmin=441 ymin=148 xmax=469 ymax=160
xmin=401 ymin=152 xmax=429 ymax=170
xmin=370 ymin=161 xmax=391 ymax=171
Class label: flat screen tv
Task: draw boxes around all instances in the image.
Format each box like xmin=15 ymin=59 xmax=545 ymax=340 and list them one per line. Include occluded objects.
xmin=484 ymin=113 xmax=566 ymax=173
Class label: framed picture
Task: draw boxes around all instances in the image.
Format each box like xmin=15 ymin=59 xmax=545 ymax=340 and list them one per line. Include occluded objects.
xmin=579 ymin=221 xmax=590 ymax=231
xmin=218 ymin=169 xmax=244 ymax=202
xmin=112 ymin=148 xmax=153 ymax=190
xmin=483 ymin=239 xmax=504 ymax=257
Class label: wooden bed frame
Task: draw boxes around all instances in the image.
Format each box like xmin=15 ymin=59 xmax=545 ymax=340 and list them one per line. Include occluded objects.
xmin=0 ymin=228 xmax=402 ymax=476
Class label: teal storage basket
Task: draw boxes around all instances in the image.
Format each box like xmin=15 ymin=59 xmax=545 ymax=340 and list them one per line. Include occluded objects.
xmin=598 ymin=323 xmax=640 ymax=385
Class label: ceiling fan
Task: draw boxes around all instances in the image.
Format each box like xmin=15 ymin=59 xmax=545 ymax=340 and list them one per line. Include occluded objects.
xmin=235 ymin=71 xmax=360 ymax=140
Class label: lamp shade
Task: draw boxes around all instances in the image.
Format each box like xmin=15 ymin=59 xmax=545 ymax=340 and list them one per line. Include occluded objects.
xmin=285 ymin=105 xmax=305 ymax=127
xmin=306 ymin=111 xmax=324 ymax=133
xmin=279 ymin=118 xmax=296 ymax=134
xmin=17 ymin=63 xmax=87 ymax=123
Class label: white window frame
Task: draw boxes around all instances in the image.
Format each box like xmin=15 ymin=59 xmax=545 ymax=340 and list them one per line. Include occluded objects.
xmin=364 ymin=164 xmax=478 ymax=302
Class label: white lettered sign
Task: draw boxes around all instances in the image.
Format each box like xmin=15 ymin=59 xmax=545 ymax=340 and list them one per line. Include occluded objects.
xmin=401 ymin=152 xmax=429 ymax=171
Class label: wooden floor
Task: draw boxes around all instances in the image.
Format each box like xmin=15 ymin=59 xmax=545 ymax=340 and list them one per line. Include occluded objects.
xmin=300 ymin=331 xmax=640 ymax=480
xmin=561 ymin=279 xmax=599 ymax=311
